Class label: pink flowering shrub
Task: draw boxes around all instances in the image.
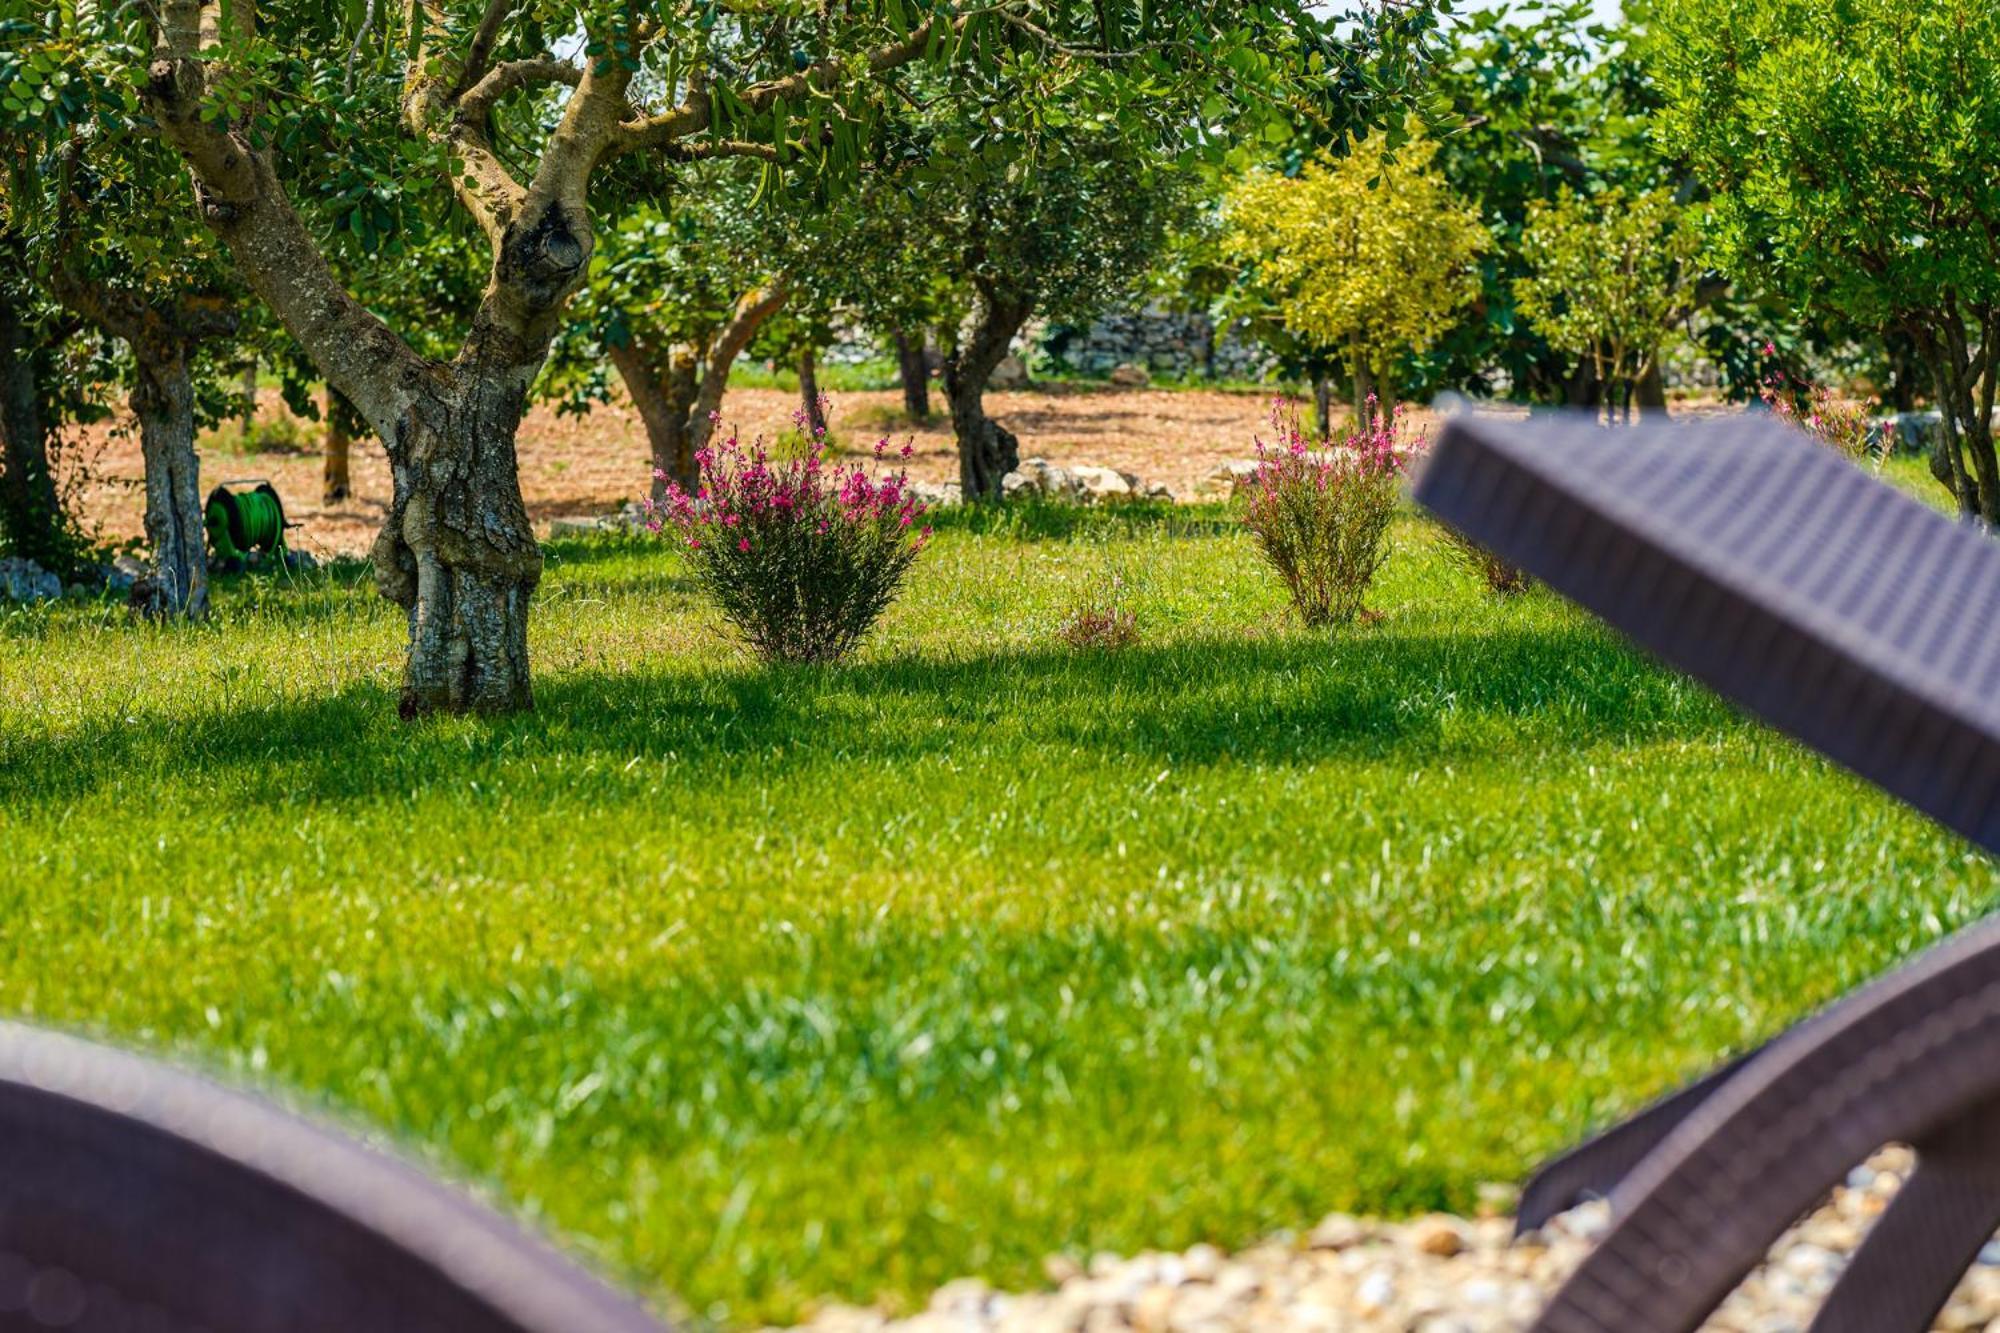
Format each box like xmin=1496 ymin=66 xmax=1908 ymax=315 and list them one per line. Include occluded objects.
xmin=1242 ymin=397 xmax=1415 ymax=627
xmin=647 ymin=408 xmax=931 ymax=664
xmin=1757 ymin=343 xmax=1885 ymax=463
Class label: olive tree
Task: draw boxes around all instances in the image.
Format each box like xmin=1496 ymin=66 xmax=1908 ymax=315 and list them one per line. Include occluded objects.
xmin=954 ymin=149 xmax=1190 ymax=496
xmin=45 ymin=145 xmax=243 ymax=617
xmin=1222 ymin=130 xmax=1485 ymax=432
xmin=1651 ymin=0 xmax=2000 ymax=516
xmin=3 ymin=26 xmax=244 ymax=613
xmin=552 ymin=170 xmax=789 ymax=496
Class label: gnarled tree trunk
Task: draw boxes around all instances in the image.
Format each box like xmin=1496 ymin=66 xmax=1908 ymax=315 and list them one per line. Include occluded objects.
xmin=609 ymin=283 xmax=787 ymax=497
xmin=612 ymin=339 xmax=698 ymax=497
xmin=895 ymin=329 xmax=931 ymax=420
xmin=48 ymin=257 xmax=229 ymax=617
xmin=1921 ymin=314 xmax=2000 ymax=524
xmin=943 ymin=281 xmax=1032 ymax=499
xmin=0 ymin=286 xmax=70 ymax=571
xmin=323 ymin=387 xmax=359 ymax=503
xmin=373 ymin=360 xmax=543 ymax=717
xmin=130 ymin=344 xmax=208 ymax=619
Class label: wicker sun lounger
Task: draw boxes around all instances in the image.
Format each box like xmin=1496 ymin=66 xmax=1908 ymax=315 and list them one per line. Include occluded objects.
xmin=1415 ymin=410 xmax=2000 ymax=1333
xmin=0 ymin=1022 xmax=666 ymax=1332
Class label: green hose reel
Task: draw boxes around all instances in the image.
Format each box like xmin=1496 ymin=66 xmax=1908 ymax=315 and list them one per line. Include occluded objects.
xmin=205 ymin=480 xmax=291 ymax=572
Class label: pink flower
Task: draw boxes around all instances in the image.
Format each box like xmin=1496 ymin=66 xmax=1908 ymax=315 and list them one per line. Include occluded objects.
xmin=738 ymin=538 xmax=751 ymax=552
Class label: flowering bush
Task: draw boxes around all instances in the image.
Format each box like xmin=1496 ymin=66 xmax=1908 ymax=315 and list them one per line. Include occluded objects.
xmin=1757 ymin=344 xmax=1886 ymax=464
xmin=647 ymin=408 xmax=931 ymax=664
xmin=1242 ymin=397 xmax=1414 ymax=627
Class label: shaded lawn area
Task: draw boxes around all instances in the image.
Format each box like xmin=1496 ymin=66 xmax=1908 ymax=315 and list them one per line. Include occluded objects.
xmin=1 ymin=499 xmax=1991 ymax=1327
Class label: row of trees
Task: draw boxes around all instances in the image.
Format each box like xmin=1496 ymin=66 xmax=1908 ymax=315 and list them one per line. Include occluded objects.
xmin=3 ymin=0 xmax=1994 ymax=713
xmin=0 ymin=0 xmax=1439 ymax=714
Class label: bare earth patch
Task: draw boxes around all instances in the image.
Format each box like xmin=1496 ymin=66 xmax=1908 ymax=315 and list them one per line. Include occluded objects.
xmin=61 ymin=383 xmax=1382 ymax=558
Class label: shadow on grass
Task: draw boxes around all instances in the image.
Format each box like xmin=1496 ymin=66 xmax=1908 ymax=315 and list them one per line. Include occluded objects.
xmin=2 ymin=619 xmax=1730 ymax=810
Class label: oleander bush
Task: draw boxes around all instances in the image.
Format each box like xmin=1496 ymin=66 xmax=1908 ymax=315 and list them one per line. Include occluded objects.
xmin=1757 ymin=350 xmax=1883 ymax=465
xmin=1242 ymin=397 xmax=1413 ymax=626
xmin=648 ymin=414 xmax=930 ymax=664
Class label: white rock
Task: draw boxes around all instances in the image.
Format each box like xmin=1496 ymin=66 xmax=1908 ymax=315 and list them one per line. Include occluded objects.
xmin=1070 ymin=466 xmax=1133 ymax=503
xmin=1353 ymin=1268 xmax=1396 ymax=1317
xmin=989 ymin=354 xmax=1030 ymax=389
xmin=909 ymin=480 xmax=964 ymax=507
xmin=1307 ymin=1215 xmax=1365 ymax=1251
xmin=1180 ymin=1244 xmax=1222 ymax=1283
xmin=0 ymin=556 xmax=61 ymax=603
xmin=1194 ymin=460 xmax=1262 ymax=502
xmin=1017 ymin=458 xmax=1080 ymax=499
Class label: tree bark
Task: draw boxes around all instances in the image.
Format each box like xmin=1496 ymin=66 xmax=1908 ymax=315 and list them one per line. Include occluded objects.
xmin=798 ymin=346 xmax=828 ymax=437
xmin=1636 ymin=361 xmax=1669 ymax=421
xmin=1565 ymin=358 xmax=1603 ymax=414
xmin=610 ymin=283 xmax=788 ymax=496
xmin=611 ymin=339 xmax=698 ymax=497
xmin=372 ymin=362 xmax=542 ymax=717
xmin=895 ymin=329 xmax=931 ymax=420
xmin=943 ymin=281 xmax=1033 ymax=499
xmin=130 ymin=346 xmax=209 ymax=619
xmin=1312 ymin=376 xmax=1336 ymax=442
xmin=323 ymin=387 xmax=359 ymax=504
xmin=0 ymin=287 xmax=71 ymax=572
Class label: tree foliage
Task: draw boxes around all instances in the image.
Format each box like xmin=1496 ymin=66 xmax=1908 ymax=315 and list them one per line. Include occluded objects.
xmin=1222 ymin=131 xmax=1484 ymax=417
xmin=1420 ymin=1 xmax=1663 ymax=400
xmin=1651 ymin=0 xmax=2000 ymax=517
xmin=1513 ymin=186 xmax=1698 ymax=421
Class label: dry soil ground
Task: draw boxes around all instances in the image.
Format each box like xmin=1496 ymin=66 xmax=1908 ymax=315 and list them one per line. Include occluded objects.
xmin=65 ymin=382 xmax=1326 ymax=559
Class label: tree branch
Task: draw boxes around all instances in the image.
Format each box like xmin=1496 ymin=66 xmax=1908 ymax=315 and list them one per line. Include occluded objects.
xmin=450 ymin=0 xmax=515 ymax=100
xmin=441 ymin=57 xmax=584 ymax=237
xmin=144 ymin=42 xmax=427 ymax=444
xmin=613 ymin=13 xmax=961 ymax=156
xmin=459 ymin=56 xmax=581 ymax=120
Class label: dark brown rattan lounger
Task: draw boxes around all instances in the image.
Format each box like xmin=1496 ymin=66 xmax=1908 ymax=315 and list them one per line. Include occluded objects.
xmin=1414 ymin=411 xmax=2000 ymax=1333
xmin=0 ymin=1023 xmax=667 ymax=1332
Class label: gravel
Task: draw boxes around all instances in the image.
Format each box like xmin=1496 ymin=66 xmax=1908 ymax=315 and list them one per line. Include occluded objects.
xmin=781 ymin=1148 xmax=2000 ymax=1333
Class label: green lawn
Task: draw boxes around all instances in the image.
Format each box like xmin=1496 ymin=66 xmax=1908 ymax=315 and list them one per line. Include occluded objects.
xmin=1 ymin=494 xmax=1990 ymax=1328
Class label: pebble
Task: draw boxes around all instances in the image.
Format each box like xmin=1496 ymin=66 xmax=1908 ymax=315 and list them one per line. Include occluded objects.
xmin=1410 ymin=1216 xmax=1469 ymax=1258
xmin=778 ymin=1148 xmax=2000 ymax=1332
